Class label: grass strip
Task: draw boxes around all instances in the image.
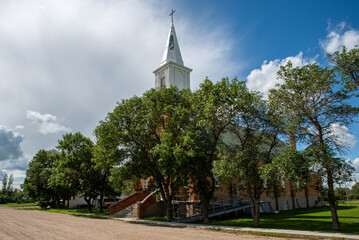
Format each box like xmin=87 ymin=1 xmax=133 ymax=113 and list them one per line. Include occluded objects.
xmin=0 ymin=202 xmax=38 ymax=207
xmin=208 ymin=228 xmax=340 ymax=240
xmin=20 ymin=207 xmax=112 ymax=219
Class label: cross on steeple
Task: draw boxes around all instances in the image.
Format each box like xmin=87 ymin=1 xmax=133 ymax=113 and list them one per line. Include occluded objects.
xmin=169 ymin=9 xmax=176 ymax=23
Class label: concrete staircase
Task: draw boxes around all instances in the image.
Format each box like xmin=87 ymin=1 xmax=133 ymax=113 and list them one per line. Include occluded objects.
xmin=110 ymin=191 xmax=158 ymax=219
xmin=113 ymin=201 xmax=138 ymax=218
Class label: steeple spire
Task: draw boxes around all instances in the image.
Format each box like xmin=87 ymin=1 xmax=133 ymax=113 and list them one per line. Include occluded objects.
xmin=160 ymin=10 xmax=184 ymax=66
xmin=153 ymin=10 xmax=191 ymax=90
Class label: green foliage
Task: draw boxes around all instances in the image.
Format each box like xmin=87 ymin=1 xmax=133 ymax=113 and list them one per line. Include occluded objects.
xmin=23 ymin=149 xmax=63 ymax=207
xmin=327 ymin=45 xmax=359 ymax=91
xmin=23 ymin=132 xmax=117 ymax=212
xmin=334 ymin=187 xmax=350 ymax=201
xmin=56 ymin=132 xmax=100 ymax=211
xmin=261 ymin=148 xmax=311 ymax=192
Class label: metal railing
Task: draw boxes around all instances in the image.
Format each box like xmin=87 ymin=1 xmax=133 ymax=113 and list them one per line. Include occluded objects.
xmin=169 ymin=192 xmax=251 ymax=222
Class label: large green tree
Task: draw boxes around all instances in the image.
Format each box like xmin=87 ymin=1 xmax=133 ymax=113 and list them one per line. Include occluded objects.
xmin=56 ymin=132 xmax=99 ymax=211
xmin=214 ymin=86 xmax=283 ymax=226
xmin=92 ymin=144 xmax=119 ymax=213
xmin=24 ymin=149 xmax=64 ymax=207
xmin=95 ymin=87 xmax=193 ymax=218
xmin=190 ymin=77 xmax=259 ymax=223
xmin=272 ymin=62 xmax=358 ymax=230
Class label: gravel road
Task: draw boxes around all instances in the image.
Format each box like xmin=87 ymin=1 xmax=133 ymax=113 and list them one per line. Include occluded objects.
xmin=0 ymin=207 xmax=301 ymax=240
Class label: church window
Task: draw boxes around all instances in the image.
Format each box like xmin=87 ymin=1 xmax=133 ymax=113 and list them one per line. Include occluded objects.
xmin=160 ymin=77 xmax=166 ymax=89
xmin=169 ymin=35 xmax=174 ymax=50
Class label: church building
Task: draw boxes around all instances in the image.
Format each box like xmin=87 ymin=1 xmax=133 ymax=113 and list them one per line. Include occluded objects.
xmin=110 ymin=11 xmax=322 ymax=220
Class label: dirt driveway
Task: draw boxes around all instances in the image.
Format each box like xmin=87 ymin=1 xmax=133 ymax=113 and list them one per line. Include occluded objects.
xmin=0 ymin=207 xmax=300 ymax=240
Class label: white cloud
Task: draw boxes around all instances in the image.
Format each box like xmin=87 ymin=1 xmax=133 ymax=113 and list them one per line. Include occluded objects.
xmin=15 ymin=125 xmax=24 ymax=129
xmin=0 ymin=126 xmax=28 ymax=172
xmin=320 ymin=22 xmax=359 ymax=53
xmin=0 ymin=157 xmax=29 ymax=171
xmin=327 ymin=123 xmax=356 ymax=149
xmin=353 ymin=158 xmax=359 ymax=173
xmin=0 ymin=126 xmax=24 ymax=161
xmin=27 ymin=110 xmax=71 ymax=134
xmin=246 ymin=52 xmax=314 ymax=96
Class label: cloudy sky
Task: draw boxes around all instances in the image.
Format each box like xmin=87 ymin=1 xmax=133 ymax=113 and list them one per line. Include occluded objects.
xmin=1 ymin=0 xmax=359 ymax=187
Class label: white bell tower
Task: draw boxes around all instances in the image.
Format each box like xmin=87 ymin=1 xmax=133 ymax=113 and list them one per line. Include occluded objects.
xmin=153 ymin=10 xmax=192 ymax=90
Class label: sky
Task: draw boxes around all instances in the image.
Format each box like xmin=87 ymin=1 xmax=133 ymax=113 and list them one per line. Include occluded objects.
xmin=1 ymin=0 xmax=359 ymax=188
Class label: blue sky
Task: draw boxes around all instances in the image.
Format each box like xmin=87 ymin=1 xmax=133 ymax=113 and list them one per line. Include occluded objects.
xmin=0 ymin=0 xmax=358 ymax=187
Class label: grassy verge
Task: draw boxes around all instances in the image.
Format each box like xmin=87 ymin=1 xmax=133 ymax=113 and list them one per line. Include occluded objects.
xmin=140 ymin=216 xmax=170 ymax=221
xmin=0 ymin=202 xmax=38 ymax=207
xmin=22 ymin=207 xmax=111 ymax=219
xmin=208 ymin=228 xmax=333 ymax=240
xmin=207 ymin=203 xmax=359 ymax=234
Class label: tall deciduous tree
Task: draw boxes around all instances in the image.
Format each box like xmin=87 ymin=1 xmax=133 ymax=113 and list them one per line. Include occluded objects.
xmin=92 ymin=144 xmax=119 ymax=213
xmin=214 ymin=86 xmax=283 ymax=226
xmin=272 ymin=62 xmax=358 ymax=230
xmin=191 ymin=77 xmax=259 ymax=223
xmin=24 ymin=149 xmax=64 ymax=207
xmin=57 ymin=132 xmax=98 ymax=211
xmin=269 ymin=84 xmax=308 ymax=209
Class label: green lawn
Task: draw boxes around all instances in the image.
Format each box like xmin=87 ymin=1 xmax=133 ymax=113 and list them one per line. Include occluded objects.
xmin=208 ymin=203 xmax=359 ymax=234
xmin=0 ymin=202 xmax=38 ymax=207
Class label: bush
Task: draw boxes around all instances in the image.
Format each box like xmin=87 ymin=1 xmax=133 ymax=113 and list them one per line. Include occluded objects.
xmin=0 ymin=194 xmax=9 ymax=204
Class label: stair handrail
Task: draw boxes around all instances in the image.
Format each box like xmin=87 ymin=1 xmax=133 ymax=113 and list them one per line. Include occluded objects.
xmin=137 ymin=190 xmax=158 ymax=218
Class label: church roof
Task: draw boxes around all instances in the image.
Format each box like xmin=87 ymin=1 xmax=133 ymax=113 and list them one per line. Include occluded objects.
xmin=161 ymin=22 xmax=184 ymax=66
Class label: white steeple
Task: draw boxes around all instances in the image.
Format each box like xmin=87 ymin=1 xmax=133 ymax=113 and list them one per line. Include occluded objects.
xmin=160 ymin=22 xmax=184 ymax=66
xmin=153 ymin=10 xmax=192 ymax=90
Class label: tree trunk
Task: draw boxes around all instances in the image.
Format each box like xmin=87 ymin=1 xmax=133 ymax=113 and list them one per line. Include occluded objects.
xmin=273 ymin=185 xmax=279 ymax=211
xmin=67 ymin=198 xmax=70 ymax=209
xmin=304 ymin=185 xmax=310 ymax=208
xmin=202 ymin=201 xmax=209 ymax=223
xmin=84 ymin=197 xmax=93 ymax=213
xmin=164 ymin=200 xmax=172 ymax=220
xmin=253 ymin=199 xmax=260 ymax=227
xmin=99 ymin=191 xmax=104 ymax=213
xmin=289 ymin=182 xmax=296 ymax=209
xmin=327 ymin=169 xmax=340 ymax=230
xmin=274 ymin=195 xmax=279 ymax=211
xmin=289 ymin=133 xmax=296 ymax=150
xmin=250 ymin=198 xmax=260 ymax=226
